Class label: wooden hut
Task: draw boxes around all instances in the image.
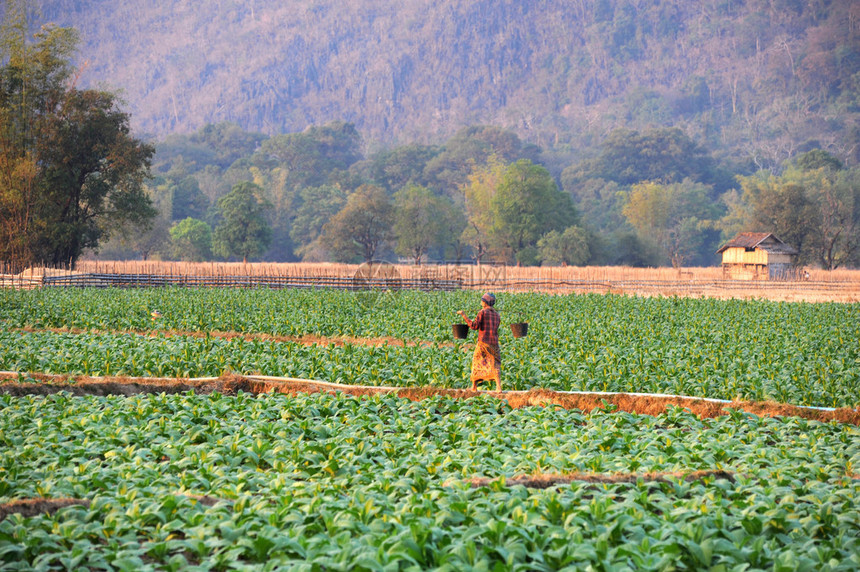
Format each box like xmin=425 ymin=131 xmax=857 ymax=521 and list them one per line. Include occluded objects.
xmin=716 ymin=232 xmax=798 ymax=280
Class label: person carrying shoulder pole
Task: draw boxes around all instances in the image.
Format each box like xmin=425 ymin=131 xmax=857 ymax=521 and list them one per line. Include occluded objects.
xmin=457 ymin=293 xmax=502 ymax=392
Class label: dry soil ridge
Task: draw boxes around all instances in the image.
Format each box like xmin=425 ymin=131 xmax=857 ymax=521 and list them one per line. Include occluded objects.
xmin=0 ymin=372 xmax=856 ymax=425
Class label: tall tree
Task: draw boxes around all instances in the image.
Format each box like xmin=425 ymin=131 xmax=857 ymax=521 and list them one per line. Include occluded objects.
xmin=564 ymin=127 xmax=727 ymax=192
xmin=321 ymin=184 xmax=393 ymax=262
xmin=392 ymin=184 xmax=448 ymax=264
xmin=424 ymin=126 xmax=541 ymax=198
xmin=360 ymin=144 xmax=441 ymax=193
xmin=738 ymin=173 xmax=818 ymax=266
xmin=195 ymin=122 xmax=266 ymax=170
xmin=0 ymin=8 xmax=154 ymax=269
xmin=460 ymin=156 xmax=506 ymax=263
xmin=809 ymin=173 xmax=859 ymax=270
xmin=36 ymin=89 xmax=156 ymax=266
xmin=248 ymin=165 xmax=297 ymax=262
xmin=169 ymin=217 xmax=212 ymax=262
xmin=169 ymin=172 xmax=209 ymax=221
xmin=537 ymin=226 xmax=590 ymax=266
xmin=97 ymin=182 xmax=171 ymax=261
xmin=213 ymin=181 xmax=272 ymax=263
xmin=491 ymin=159 xmax=577 ymax=265
xmin=437 ymin=197 xmax=468 ymax=262
xmin=782 ymin=153 xmax=860 ymax=269
xmin=562 ymin=177 xmax=627 ymax=234
xmin=289 ymin=184 xmax=348 ymax=261
xmin=105 ymin=180 xmax=172 ymax=261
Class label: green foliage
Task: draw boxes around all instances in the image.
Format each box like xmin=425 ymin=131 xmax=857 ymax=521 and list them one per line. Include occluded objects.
xmin=288 ymin=184 xmax=348 ymax=261
xmin=437 ymin=195 xmax=469 ymax=262
xmin=0 ymin=390 xmax=857 ymax=569
xmin=739 ymin=173 xmax=820 ymax=267
xmin=622 ymin=179 xmax=722 ymax=267
xmin=784 ymin=164 xmax=860 ymax=270
xmin=358 ymin=144 xmax=442 ymax=193
xmin=424 ymin=126 xmax=541 ymax=198
xmin=321 ymin=185 xmax=393 ymax=262
xmin=168 ymin=175 xmax=209 ymax=221
xmin=212 ymin=182 xmax=272 ymax=263
xmin=392 ymin=185 xmax=454 ymax=263
xmin=1 ymin=288 xmax=857 ymax=409
xmin=37 ymin=89 xmax=156 ymax=264
xmin=461 ymin=156 xmax=507 ymax=263
xmin=154 ymin=122 xmax=266 ymax=174
xmin=537 ymin=226 xmax=589 ymax=266
xmin=605 ymin=230 xmax=663 ymax=267
xmin=565 ymin=128 xmax=723 ymax=191
xmin=168 ymin=218 xmax=212 ymax=262
xmin=256 ymin=121 xmax=363 ymax=191
xmin=95 ymin=178 xmax=173 ymax=261
xmin=0 ymin=13 xmax=155 ymax=270
xmin=562 ymin=178 xmax=628 ymax=233
xmin=795 ymin=149 xmax=843 ymax=173
xmin=0 ymin=286 xmax=857 ymax=568
xmin=491 ymin=160 xmax=578 ymax=264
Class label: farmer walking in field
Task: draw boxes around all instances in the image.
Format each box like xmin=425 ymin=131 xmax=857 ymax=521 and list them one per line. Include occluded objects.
xmin=457 ymin=293 xmax=502 ymax=392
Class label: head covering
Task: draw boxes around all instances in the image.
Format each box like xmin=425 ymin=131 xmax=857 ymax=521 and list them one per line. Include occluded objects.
xmin=481 ymin=292 xmax=496 ymax=306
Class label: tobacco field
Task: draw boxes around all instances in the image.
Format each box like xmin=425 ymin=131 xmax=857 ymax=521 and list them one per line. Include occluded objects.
xmin=0 ymin=288 xmax=857 ymax=407
xmin=0 ymin=287 xmax=858 ymax=570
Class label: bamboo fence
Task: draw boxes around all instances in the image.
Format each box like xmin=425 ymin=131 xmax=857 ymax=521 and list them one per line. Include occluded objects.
xmin=2 ymin=261 xmax=859 ymax=302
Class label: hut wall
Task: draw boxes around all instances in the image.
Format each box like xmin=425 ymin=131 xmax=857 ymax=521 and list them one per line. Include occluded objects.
xmin=768 ymin=253 xmax=793 ymax=264
xmin=723 ymin=263 xmax=769 ymax=280
xmin=768 ymin=263 xmax=794 ymax=280
xmin=720 ymin=247 xmax=769 ymax=265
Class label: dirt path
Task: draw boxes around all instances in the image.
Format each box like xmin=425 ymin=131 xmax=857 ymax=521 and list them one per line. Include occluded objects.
xmin=1 ymin=372 xmax=857 ymax=425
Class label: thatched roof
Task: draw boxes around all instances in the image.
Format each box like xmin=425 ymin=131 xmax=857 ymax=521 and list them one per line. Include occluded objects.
xmin=716 ymin=232 xmax=798 ymax=255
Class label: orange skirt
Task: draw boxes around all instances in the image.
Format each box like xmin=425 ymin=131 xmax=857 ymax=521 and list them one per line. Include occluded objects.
xmin=471 ymin=341 xmax=501 ymax=383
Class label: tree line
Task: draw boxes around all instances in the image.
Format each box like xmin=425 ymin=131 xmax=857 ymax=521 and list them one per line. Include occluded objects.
xmin=102 ymin=119 xmax=859 ymax=271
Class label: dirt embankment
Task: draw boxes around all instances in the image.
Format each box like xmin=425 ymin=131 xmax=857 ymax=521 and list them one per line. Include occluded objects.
xmin=466 ymin=469 xmax=738 ymax=489
xmin=0 ymin=373 xmax=857 ymax=426
xmin=0 ymin=498 xmax=91 ymax=520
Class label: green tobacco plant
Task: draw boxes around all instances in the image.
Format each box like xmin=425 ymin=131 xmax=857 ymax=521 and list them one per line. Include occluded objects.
xmin=1 ymin=288 xmax=857 ymax=407
xmin=0 ymin=392 xmax=857 ymax=569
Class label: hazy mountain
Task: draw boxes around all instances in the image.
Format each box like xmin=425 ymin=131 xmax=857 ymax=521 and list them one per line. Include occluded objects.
xmin=35 ymin=0 xmax=860 ymax=166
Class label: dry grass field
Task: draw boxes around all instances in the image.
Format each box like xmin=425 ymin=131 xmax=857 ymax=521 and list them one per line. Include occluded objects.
xmin=69 ymin=259 xmax=856 ymax=281
xmin=2 ymin=260 xmax=858 ymax=302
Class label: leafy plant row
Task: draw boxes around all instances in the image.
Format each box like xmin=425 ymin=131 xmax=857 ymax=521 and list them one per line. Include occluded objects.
xmin=1 ymin=324 xmax=857 ymax=408
xmin=1 ymin=288 xmax=858 ymax=407
xmin=1 ymin=391 xmax=858 ymax=570
xmin=3 ymin=287 xmax=857 ymax=342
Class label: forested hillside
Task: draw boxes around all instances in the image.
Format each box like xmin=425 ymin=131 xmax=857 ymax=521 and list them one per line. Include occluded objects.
xmin=6 ymin=0 xmax=857 ymax=270
xmin=35 ymin=0 xmax=860 ymax=169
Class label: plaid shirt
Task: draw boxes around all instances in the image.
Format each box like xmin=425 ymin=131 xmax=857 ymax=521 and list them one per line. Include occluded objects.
xmin=466 ymin=307 xmax=500 ymax=345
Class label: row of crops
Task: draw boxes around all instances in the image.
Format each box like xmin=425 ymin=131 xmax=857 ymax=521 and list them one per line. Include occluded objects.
xmin=0 ymin=288 xmax=857 ymax=408
xmin=0 ymin=287 xmax=858 ymax=569
xmin=1 ymin=391 xmax=858 ymax=570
